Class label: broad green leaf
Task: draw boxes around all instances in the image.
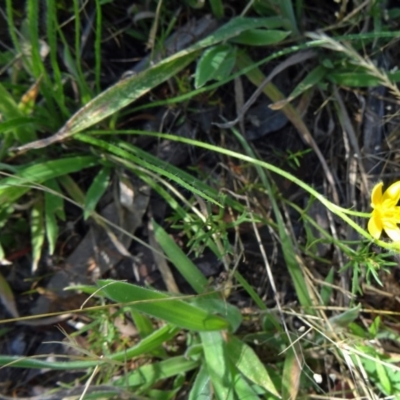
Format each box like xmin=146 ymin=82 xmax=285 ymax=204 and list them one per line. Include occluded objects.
xmin=195 ymin=44 xmax=236 ymax=88
xmin=226 ymin=335 xmax=280 ymax=397
xmin=189 ymin=364 xmax=212 ymax=400
xmin=31 ymin=195 xmax=45 ymax=272
xmin=97 ymin=280 xmax=228 ymax=331
xmin=113 ymin=356 xmax=199 ymax=388
xmin=200 ymin=331 xmax=235 ymax=400
xmin=230 ymin=29 xmax=290 ymax=46
xmin=0 ymin=156 xmax=98 ymax=207
xmin=153 ymin=220 xmax=208 ymax=294
xmin=44 ymin=178 xmax=65 ymax=254
xmin=84 ymin=166 xmax=111 ymax=219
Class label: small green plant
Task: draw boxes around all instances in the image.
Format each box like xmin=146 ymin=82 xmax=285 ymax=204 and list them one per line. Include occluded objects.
xmin=2 ymin=1 xmax=400 ymax=398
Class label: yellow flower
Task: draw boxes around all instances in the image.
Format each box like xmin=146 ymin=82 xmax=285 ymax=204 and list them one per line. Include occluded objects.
xmin=368 ymin=181 xmax=400 ymax=242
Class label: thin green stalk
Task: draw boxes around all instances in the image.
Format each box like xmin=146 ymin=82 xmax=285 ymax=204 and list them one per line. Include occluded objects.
xmin=72 ymin=0 xmax=91 ymax=103
xmin=0 ymin=324 xmax=178 ymax=369
xmin=26 ymin=0 xmax=41 ymax=76
xmin=83 ymin=130 xmax=389 ymax=250
xmin=46 ymin=0 xmax=68 ymax=117
xmin=26 ymin=0 xmax=58 ymax=119
xmin=94 ymin=0 xmax=102 ymax=93
xmin=5 ymin=0 xmax=21 ymax=53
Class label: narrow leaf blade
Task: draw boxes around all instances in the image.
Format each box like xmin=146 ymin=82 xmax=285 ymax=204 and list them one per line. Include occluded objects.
xmin=97 ymin=280 xmax=228 ymax=331
xmin=84 ymin=166 xmax=111 ymax=219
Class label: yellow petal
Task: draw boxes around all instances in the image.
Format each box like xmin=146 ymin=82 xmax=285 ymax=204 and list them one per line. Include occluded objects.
xmin=367 ymin=213 xmax=383 ymax=239
xmin=383 ymin=180 xmax=400 ymax=203
xmin=384 ymin=225 xmax=400 ymax=242
xmin=370 ymin=182 xmax=383 ymax=207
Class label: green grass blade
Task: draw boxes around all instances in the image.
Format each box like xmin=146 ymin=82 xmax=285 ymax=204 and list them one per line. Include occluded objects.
xmin=329 ymin=70 xmax=400 ymax=86
xmin=0 ymin=156 xmax=98 ymax=207
xmin=0 ymin=271 xmax=19 ymax=318
xmin=87 ymin=129 xmax=372 ymax=243
xmin=230 ymin=127 xmax=313 ymax=309
xmin=45 ymin=0 xmax=68 ymax=117
xmin=44 ymin=178 xmax=65 ymax=254
xmin=0 ymin=324 xmax=178 ymax=369
xmin=26 ymin=0 xmax=41 ymax=76
xmin=86 ymin=134 xmax=248 ymax=217
xmin=320 ymin=268 xmax=334 ymax=306
xmin=112 ymin=356 xmax=199 ymax=388
xmin=279 ymin=0 xmax=299 ymax=35
xmin=5 ymin=0 xmax=21 ymax=53
xmin=153 ymin=220 xmax=208 ymax=294
xmin=30 ymin=194 xmax=45 ymax=272
xmin=129 ymin=310 xmax=155 ymax=338
xmin=84 ymin=166 xmax=111 ymax=220
xmin=209 ymin=0 xmax=224 ymax=18
xmin=0 ymin=117 xmax=40 ymax=134
xmin=234 ymin=271 xmax=267 ymax=310
xmin=76 ymin=134 xmax=222 ymax=207
xmin=25 ymin=0 xmax=58 ymax=118
xmin=97 ymin=280 xmax=229 ymax=331
xmin=284 ymin=64 xmax=327 ymax=104
xmin=18 ymin=16 xmax=289 ymax=150
xmin=230 ymin=29 xmax=290 ymax=46
xmin=58 ymin=174 xmax=86 ymax=204
xmin=94 ymin=0 xmax=102 ymax=93
xmin=57 ymin=50 xmax=198 ymax=137
xmin=72 ymin=0 xmax=92 ymax=103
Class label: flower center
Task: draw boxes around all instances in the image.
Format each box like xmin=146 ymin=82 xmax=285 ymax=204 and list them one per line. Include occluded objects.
xmin=375 ymin=202 xmax=400 ymax=223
